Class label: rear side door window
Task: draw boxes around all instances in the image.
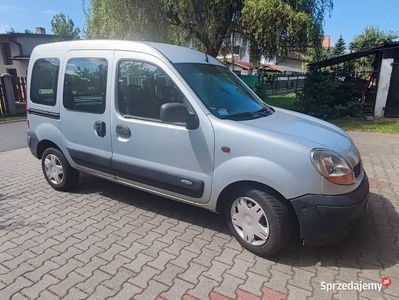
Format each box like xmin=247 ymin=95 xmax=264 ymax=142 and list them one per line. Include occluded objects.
xmin=63 ymin=57 xmax=108 ymax=114
xmin=30 ymin=58 xmax=60 ymax=106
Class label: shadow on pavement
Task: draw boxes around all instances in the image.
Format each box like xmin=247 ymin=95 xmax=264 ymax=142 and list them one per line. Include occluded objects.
xmin=71 ymin=174 xmax=399 ymax=270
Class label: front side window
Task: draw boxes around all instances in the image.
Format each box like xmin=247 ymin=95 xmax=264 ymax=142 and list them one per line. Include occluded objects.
xmin=174 ymin=63 xmax=273 ymax=120
xmin=117 ymin=60 xmax=185 ymax=119
xmin=30 ymin=58 xmax=60 ymax=106
xmin=63 ymin=57 xmax=108 ymax=114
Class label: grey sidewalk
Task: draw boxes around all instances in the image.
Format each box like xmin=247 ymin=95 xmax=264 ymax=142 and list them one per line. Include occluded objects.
xmin=0 ymin=132 xmax=398 ymax=300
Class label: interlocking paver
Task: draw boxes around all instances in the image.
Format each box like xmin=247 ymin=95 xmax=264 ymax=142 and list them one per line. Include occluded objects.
xmin=163 ymin=239 xmax=190 ymax=256
xmin=20 ymin=274 xmax=59 ymax=299
xmin=1 ymin=132 xmax=399 ymax=299
xmin=47 ymin=271 xmax=85 ymax=297
xmin=0 ymin=262 xmax=35 ymax=285
xmin=134 ymin=280 xmax=168 ymax=300
xmin=86 ymin=284 xmax=116 ymax=300
xmin=24 ymin=260 xmax=59 ymax=283
xmin=214 ymin=273 xmax=245 ymax=298
xmin=76 ymin=269 xmax=111 ymax=295
xmin=239 ymin=271 xmax=268 ymax=296
xmin=75 ymin=256 xmax=108 ymax=278
xmin=127 ymin=265 xmax=161 ymax=289
xmin=142 ymin=240 xmax=169 ymax=258
xmin=108 ymin=282 xmax=143 ymax=300
xmin=99 ymin=254 xmax=130 ymax=276
xmin=124 ymin=253 xmax=153 ymax=273
xmin=2 ymin=250 xmax=36 ymax=269
xmin=0 ymin=277 xmax=33 ymax=299
xmin=226 ymin=257 xmax=254 ymax=280
xmin=187 ymin=275 xmax=219 ymax=300
xmin=153 ymin=263 xmax=185 ymax=286
xmin=102 ymin=267 xmax=137 ymax=291
xmin=161 ymin=278 xmax=195 ymax=300
xmin=50 ymin=258 xmax=84 ymax=281
xmin=51 ymin=246 xmax=83 ymax=266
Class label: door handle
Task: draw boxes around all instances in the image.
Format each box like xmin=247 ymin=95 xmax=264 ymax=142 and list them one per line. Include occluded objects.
xmin=116 ymin=124 xmax=131 ymax=139
xmin=95 ymin=121 xmax=106 ymax=137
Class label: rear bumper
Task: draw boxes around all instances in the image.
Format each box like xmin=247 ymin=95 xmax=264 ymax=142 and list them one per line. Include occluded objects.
xmin=26 ymin=129 xmax=39 ymax=158
xmin=290 ymin=173 xmax=369 ymax=246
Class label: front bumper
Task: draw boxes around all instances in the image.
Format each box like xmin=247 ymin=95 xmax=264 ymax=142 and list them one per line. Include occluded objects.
xmin=290 ymin=173 xmax=369 ymax=246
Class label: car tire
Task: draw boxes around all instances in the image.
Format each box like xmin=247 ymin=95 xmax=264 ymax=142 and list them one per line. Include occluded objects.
xmin=224 ymin=187 xmax=293 ymax=257
xmin=41 ymin=147 xmax=79 ymax=191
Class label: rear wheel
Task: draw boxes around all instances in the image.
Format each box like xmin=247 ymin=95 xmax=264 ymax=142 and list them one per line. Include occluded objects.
xmin=224 ymin=187 xmax=293 ymax=256
xmin=41 ymin=148 xmax=79 ymax=191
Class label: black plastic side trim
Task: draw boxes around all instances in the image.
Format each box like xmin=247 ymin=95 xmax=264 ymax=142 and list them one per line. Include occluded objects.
xmin=67 ymin=147 xmax=113 ymax=175
xmin=28 ymin=108 xmax=60 ymax=120
xmin=112 ymin=159 xmax=204 ymax=198
xmin=27 ymin=129 xmax=39 ymax=158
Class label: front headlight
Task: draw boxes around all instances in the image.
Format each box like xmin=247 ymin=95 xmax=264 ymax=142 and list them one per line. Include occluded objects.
xmin=310 ymin=149 xmax=355 ymax=185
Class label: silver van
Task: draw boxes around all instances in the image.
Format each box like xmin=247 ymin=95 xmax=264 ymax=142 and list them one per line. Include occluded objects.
xmin=26 ymin=40 xmax=369 ymax=256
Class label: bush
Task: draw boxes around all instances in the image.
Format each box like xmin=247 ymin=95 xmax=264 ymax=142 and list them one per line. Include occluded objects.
xmin=251 ymin=72 xmax=277 ymax=99
xmin=253 ymin=79 xmax=268 ymax=99
xmin=292 ymin=69 xmax=362 ymax=120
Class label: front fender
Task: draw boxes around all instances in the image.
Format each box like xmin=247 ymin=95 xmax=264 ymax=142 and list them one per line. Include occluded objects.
xmin=209 ymin=156 xmax=322 ymax=207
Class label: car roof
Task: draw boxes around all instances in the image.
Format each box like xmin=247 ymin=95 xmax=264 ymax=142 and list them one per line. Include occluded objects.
xmin=32 ymin=40 xmax=224 ymax=66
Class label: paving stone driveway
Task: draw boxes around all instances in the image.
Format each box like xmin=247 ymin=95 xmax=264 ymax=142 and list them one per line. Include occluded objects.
xmin=0 ymin=132 xmax=398 ymax=300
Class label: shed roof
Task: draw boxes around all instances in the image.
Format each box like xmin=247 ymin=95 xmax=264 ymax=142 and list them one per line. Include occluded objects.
xmin=309 ymin=42 xmax=399 ymax=68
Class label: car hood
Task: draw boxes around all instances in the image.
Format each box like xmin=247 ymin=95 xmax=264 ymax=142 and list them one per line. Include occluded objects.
xmin=240 ymin=107 xmax=359 ymax=160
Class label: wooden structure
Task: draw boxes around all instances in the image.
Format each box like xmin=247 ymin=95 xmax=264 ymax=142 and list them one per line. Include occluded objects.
xmin=309 ymin=42 xmax=399 ymax=118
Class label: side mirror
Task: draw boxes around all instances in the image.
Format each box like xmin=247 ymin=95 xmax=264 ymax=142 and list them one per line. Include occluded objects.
xmin=160 ymin=103 xmax=199 ymax=130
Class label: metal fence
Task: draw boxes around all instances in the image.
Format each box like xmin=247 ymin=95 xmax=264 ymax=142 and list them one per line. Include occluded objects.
xmin=239 ymin=74 xmax=306 ymax=94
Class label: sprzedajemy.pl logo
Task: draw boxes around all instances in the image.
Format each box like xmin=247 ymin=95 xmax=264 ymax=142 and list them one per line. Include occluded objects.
xmin=321 ymin=277 xmax=391 ymax=293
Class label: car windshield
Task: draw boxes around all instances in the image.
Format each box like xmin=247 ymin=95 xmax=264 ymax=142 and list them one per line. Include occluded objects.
xmin=174 ymin=63 xmax=273 ymax=120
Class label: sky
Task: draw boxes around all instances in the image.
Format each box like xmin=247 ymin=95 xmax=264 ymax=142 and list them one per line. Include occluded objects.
xmin=1 ymin=0 xmax=398 ymax=49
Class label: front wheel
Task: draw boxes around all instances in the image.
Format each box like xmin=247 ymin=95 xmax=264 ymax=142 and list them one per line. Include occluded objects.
xmin=224 ymin=187 xmax=293 ymax=257
xmin=41 ymin=148 xmax=79 ymax=191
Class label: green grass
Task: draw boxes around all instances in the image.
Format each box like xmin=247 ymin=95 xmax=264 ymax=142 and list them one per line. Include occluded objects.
xmin=264 ymin=92 xmax=297 ymax=110
xmin=263 ymin=92 xmax=399 ymax=134
xmin=330 ymin=118 xmax=399 ymax=134
xmin=0 ymin=114 xmax=26 ymax=123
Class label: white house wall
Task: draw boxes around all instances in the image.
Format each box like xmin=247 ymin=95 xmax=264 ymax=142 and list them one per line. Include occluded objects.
xmin=375 ymin=58 xmax=393 ymax=118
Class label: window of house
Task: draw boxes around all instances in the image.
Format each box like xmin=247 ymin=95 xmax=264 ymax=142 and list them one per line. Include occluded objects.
xmin=1 ymin=43 xmax=13 ymax=65
xmin=30 ymin=58 xmax=60 ymax=106
xmin=117 ymin=60 xmax=185 ymax=119
xmin=63 ymin=58 xmax=108 ymax=114
xmin=232 ymin=46 xmax=240 ymax=56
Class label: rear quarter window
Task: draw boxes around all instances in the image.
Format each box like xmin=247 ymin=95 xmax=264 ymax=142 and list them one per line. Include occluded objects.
xmin=30 ymin=58 xmax=60 ymax=106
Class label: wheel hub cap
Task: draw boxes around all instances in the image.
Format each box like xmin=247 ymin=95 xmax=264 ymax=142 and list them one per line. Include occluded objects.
xmin=44 ymin=154 xmax=64 ymax=185
xmin=230 ymin=197 xmax=270 ymax=246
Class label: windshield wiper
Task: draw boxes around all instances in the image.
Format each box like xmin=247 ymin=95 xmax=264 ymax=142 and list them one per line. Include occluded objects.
xmin=220 ymin=107 xmax=272 ymax=120
xmin=255 ymin=107 xmax=273 ymax=116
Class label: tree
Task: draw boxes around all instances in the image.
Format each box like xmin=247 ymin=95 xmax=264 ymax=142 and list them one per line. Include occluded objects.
xmin=241 ymin=0 xmax=332 ymax=60
xmin=5 ymin=27 xmax=16 ymax=34
xmin=333 ymin=35 xmax=346 ymax=57
xmin=51 ymin=13 xmax=81 ymax=39
xmin=83 ymin=0 xmax=172 ymax=43
xmin=349 ymin=26 xmax=398 ymax=72
xmin=349 ymin=26 xmax=398 ymax=52
xmin=84 ymin=0 xmax=333 ymax=58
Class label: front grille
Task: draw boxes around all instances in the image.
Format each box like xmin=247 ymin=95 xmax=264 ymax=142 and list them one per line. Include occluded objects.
xmin=354 ymin=161 xmax=362 ymax=177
